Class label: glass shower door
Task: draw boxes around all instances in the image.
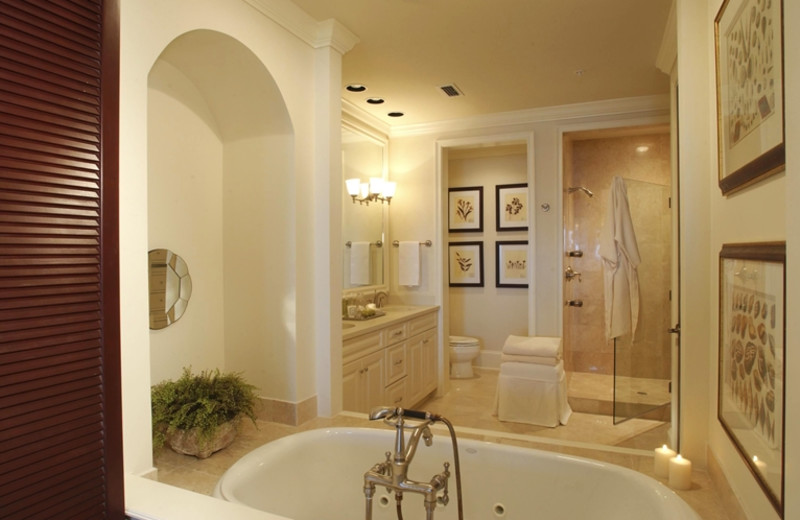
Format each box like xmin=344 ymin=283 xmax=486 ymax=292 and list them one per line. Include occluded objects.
xmin=613 ymin=179 xmax=672 ymax=424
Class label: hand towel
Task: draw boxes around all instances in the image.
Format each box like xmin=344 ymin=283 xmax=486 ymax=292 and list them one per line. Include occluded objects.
xmin=501 ymin=335 xmax=562 ymax=358
xmin=349 ymin=241 xmax=370 ymax=285
xmin=598 ymin=176 xmax=641 ymax=340
xmin=398 ymin=241 xmax=420 ymax=286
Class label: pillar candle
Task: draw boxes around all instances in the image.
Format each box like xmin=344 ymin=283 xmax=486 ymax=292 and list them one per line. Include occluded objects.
xmin=668 ymin=454 xmax=692 ymax=490
xmin=654 ymin=445 xmax=676 ymax=477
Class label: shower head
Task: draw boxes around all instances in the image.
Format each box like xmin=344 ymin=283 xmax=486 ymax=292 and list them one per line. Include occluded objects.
xmin=567 ymin=186 xmax=594 ymax=198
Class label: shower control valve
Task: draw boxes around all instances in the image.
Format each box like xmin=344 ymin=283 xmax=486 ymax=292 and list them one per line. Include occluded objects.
xmin=565 ymin=266 xmax=582 ymax=282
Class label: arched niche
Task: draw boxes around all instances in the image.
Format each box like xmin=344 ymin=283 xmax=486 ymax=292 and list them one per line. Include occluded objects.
xmin=147 ymin=29 xmax=296 ymax=399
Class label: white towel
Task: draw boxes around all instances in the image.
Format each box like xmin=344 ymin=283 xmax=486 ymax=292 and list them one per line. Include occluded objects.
xmin=398 ymin=241 xmax=420 ymax=286
xmin=349 ymin=242 xmax=370 ymax=285
xmin=502 ymin=335 xmax=562 ymax=358
xmin=500 ymin=353 xmax=561 ymax=366
xmin=599 ymin=176 xmax=641 ymax=340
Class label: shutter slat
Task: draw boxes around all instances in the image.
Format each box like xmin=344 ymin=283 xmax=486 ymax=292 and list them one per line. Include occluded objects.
xmin=0 ymin=402 xmax=102 ymax=444
xmin=0 ymin=0 xmax=121 ymax=516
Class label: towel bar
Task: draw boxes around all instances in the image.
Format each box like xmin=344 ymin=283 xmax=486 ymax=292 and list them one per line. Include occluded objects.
xmin=345 ymin=241 xmax=383 ymax=248
xmin=392 ymin=240 xmax=432 ymax=247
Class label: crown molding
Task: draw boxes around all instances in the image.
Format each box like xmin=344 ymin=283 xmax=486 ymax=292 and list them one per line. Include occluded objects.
xmin=342 ymin=99 xmax=391 ymax=137
xmin=388 ymin=94 xmax=671 ymax=138
xmin=243 ymin=0 xmax=359 ymax=53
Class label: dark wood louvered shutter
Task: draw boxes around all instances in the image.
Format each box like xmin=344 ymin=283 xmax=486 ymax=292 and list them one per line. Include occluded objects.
xmin=0 ymin=0 xmax=123 ymax=518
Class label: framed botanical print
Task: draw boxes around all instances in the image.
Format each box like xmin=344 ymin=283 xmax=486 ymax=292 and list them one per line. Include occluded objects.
xmin=718 ymin=242 xmax=785 ymax=515
xmin=714 ymin=0 xmax=785 ymax=195
xmin=496 ymin=183 xmax=528 ymax=231
xmin=448 ymin=241 xmax=484 ymax=287
xmin=496 ymin=241 xmax=528 ymax=288
xmin=448 ymin=187 xmax=483 ymax=232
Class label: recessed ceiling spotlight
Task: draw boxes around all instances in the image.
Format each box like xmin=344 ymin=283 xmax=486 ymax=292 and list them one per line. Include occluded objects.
xmin=387 ymin=112 xmax=405 ymax=118
xmin=366 ymin=98 xmax=385 ymax=105
xmin=636 ymin=145 xmax=650 ymax=153
xmin=346 ymin=84 xmax=367 ymax=92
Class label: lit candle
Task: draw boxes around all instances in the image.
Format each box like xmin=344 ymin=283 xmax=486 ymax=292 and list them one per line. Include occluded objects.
xmin=654 ymin=445 xmax=676 ymax=477
xmin=752 ymin=456 xmax=767 ymax=476
xmin=668 ymin=454 xmax=692 ymax=490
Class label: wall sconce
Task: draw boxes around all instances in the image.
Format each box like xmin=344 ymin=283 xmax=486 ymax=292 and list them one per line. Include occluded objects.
xmin=345 ymin=177 xmax=396 ymax=205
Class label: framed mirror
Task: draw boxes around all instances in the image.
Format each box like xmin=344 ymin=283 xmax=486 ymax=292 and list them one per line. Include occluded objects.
xmin=148 ymin=248 xmax=193 ymax=330
xmin=342 ymin=120 xmax=388 ymax=290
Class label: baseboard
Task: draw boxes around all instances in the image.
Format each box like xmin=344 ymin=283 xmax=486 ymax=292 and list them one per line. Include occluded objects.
xmin=256 ymin=395 xmax=318 ymax=426
xmin=706 ymin=447 xmax=748 ymax=520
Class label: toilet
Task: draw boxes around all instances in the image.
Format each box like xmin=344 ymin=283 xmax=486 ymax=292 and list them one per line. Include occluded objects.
xmin=449 ymin=336 xmax=481 ymax=378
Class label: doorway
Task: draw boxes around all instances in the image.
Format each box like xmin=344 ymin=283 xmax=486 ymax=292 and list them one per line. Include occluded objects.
xmin=562 ymin=125 xmax=673 ymax=441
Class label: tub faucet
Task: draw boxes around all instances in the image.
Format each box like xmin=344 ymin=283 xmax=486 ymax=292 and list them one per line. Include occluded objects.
xmin=364 ymin=407 xmax=451 ymax=520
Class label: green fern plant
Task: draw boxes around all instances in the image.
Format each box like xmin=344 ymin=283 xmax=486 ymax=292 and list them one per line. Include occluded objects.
xmin=151 ymin=367 xmax=258 ymax=451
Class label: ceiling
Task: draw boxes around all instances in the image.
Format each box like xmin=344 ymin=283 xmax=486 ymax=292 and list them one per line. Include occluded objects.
xmin=291 ymin=0 xmax=674 ymax=128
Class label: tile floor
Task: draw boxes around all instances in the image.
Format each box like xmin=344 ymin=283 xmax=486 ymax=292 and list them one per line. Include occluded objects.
xmin=153 ymin=369 xmax=735 ymax=520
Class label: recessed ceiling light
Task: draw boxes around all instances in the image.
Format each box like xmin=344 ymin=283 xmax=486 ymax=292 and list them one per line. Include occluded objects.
xmin=366 ymin=98 xmax=385 ymax=105
xmin=636 ymin=145 xmax=650 ymax=153
xmin=346 ymin=84 xmax=367 ymax=92
xmin=387 ymin=112 xmax=404 ymax=118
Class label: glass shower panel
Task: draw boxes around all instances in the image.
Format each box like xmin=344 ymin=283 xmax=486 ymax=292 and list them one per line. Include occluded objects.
xmin=613 ymin=179 xmax=672 ymax=424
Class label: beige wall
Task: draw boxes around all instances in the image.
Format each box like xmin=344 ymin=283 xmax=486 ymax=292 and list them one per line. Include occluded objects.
xmin=678 ymin=0 xmax=798 ymax=518
xmin=120 ymin=0 xmax=347 ymax=477
xmin=447 ymin=149 xmax=529 ymax=355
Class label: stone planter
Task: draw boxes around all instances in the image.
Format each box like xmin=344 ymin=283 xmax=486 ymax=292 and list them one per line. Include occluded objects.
xmin=166 ymin=418 xmax=239 ymax=459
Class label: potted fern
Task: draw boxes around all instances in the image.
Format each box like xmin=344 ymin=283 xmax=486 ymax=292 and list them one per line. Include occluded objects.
xmin=151 ymin=367 xmax=258 ymax=459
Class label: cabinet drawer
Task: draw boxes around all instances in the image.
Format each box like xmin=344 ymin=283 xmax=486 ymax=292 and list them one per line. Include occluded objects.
xmin=385 ymin=342 xmax=407 ymax=385
xmin=385 ymin=322 xmax=407 ymax=345
xmin=408 ymin=312 xmax=437 ymax=336
xmin=385 ymin=378 xmax=407 ymax=408
xmin=343 ymin=330 xmax=384 ymax=364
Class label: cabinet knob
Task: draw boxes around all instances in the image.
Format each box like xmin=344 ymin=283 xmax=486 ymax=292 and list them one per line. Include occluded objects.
xmin=394 ymin=359 xmax=403 ymax=366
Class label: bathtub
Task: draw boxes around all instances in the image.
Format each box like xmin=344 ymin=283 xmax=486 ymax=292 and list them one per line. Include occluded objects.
xmin=213 ymin=427 xmax=700 ymax=520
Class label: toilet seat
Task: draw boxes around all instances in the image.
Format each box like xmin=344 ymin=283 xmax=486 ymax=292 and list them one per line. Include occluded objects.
xmin=449 ymin=335 xmax=479 ymax=347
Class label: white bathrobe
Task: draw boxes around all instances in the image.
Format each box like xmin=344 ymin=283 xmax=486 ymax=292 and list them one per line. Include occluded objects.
xmin=599 ymin=177 xmax=641 ymax=340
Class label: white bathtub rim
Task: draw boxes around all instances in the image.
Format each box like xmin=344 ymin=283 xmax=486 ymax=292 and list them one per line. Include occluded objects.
xmin=213 ymin=426 xmax=700 ymax=520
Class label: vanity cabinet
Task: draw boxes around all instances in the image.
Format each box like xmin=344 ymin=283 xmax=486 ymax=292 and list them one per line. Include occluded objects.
xmin=342 ymin=308 xmax=438 ymax=413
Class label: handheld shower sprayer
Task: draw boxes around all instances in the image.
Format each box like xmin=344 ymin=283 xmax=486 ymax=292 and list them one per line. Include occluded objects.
xmin=369 ymin=406 xmax=437 ymax=422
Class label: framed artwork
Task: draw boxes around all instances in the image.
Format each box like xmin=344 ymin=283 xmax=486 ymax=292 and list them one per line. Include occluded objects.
xmin=496 ymin=183 xmax=528 ymax=231
xmin=496 ymin=241 xmax=528 ymax=288
xmin=448 ymin=242 xmax=484 ymax=287
xmin=448 ymin=187 xmax=483 ymax=232
xmin=714 ymin=0 xmax=785 ymax=195
xmin=718 ymin=242 xmax=785 ymax=516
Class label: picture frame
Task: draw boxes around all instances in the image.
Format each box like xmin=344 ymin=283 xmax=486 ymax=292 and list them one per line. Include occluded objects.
xmin=714 ymin=0 xmax=785 ymax=195
xmin=448 ymin=187 xmax=483 ymax=232
xmin=718 ymin=242 xmax=785 ymax=516
xmin=496 ymin=183 xmax=528 ymax=231
xmin=496 ymin=241 xmax=528 ymax=288
xmin=448 ymin=241 xmax=484 ymax=287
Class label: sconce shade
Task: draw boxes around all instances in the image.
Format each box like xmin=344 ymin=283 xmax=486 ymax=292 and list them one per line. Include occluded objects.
xmin=382 ymin=181 xmax=396 ymax=198
xmin=369 ymin=177 xmax=384 ymax=195
xmin=345 ymin=178 xmax=361 ymax=196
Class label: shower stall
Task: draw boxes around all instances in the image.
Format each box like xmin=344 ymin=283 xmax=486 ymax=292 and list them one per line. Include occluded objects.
xmin=562 ymin=128 xmax=672 ymax=426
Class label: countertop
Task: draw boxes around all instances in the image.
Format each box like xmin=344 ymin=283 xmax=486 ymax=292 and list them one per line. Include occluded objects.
xmin=342 ymin=305 xmax=439 ymax=340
